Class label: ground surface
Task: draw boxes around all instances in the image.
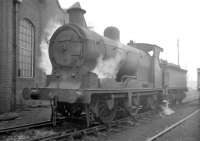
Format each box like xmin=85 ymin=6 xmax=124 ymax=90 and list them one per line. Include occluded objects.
xmin=157 ymin=111 xmax=200 ymax=141
xmin=0 ymin=106 xmax=51 ymax=130
xmin=0 ymin=89 xmax=199 ymax=141
xmin=101 ymin=101 xmax=199 ymax=141
xmin=99 ymin=89 xmax=200 ymax=141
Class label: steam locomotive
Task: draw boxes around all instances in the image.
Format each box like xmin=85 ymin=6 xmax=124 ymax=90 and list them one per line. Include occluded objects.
xmin=23 ymin=2 xmax=187 ymax=126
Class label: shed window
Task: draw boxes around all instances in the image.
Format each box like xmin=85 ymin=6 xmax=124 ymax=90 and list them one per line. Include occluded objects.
xmin=18 ymin=19 xmax=34 ymax=78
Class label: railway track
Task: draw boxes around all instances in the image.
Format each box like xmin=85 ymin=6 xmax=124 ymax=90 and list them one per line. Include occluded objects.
xmin=0 ymin=114 xmax=133 ymax=140
xmin=0 ymin=118 xmax=65 ymax=135
xmin=2 ymin=100 xmax=197 ymax=141
xmin=0 ymin=110 xmax=156 ymax=141
xmin=29 ymin=111 xmax=157 ymax=141
xmin=0 ymin=121 xmax=51 ymax=134
xmin=30 ymin=118 xmax=133 ymax=141
xmin=146 ymin=109 xmax=200 ymax=141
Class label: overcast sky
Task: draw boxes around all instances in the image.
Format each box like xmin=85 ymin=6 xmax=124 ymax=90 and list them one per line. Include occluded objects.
xmin=59 ymin=0 xmax=200 ymax=84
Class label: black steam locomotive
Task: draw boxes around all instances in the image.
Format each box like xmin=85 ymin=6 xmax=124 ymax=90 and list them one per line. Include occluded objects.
xmin=23 ymin=2 xmax=187 ymax=126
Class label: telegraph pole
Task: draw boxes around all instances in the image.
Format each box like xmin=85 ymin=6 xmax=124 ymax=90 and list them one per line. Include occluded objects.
xmin=177 ymin=38 xmax=180 ymax=66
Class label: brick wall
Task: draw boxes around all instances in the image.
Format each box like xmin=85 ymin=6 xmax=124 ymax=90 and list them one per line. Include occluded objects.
xmin=0 ymin=0 xmax=68 ymax=112
xmin=16 ymin=0 xmax=44 ymax=106
xmin=15 ymin=0 xmax=67 ymax=106
xmin=0 ymin=0 xmax=14 ymax=113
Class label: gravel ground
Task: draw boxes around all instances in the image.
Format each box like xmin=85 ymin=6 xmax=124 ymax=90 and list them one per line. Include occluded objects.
xmin=0 ymin=89 xmax=198 ymax=129
xmin=0 ymin=90 xmax=198 ymax=141
xmin=0 ymin=106 xmax=51 ymax=130
xmin=0 ymin=129 xmax=55 ymax=141
xmin=101 ymin=101 xmax=200 ymax=141
xmin=157 ymin=111 xmax=200 ymax=141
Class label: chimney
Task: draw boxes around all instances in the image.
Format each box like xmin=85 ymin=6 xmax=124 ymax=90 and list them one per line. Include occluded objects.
xmin=67 ymin=2 xmax=87 ymax=27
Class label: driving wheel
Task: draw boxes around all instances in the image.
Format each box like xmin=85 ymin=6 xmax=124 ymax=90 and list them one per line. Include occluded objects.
xmin=97 ymin=101 xmax=116 ymax=124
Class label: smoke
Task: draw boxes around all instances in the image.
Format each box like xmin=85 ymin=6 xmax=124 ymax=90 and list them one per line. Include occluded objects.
xmin=92 ymin=49 xmax=125 ymax=79
xmin=39 ymin=19 xmax=62 ymax=74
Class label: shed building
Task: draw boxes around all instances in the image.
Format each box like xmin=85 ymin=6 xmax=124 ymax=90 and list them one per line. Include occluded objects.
xmin=0 ymin=0 xmax=68 ymax=113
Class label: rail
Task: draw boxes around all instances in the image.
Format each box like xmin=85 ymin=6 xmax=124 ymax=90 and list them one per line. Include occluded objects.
xmin=30 ymin=111 xmax=156 ymax=141
xmin=0 ymin=118 xmax=65 ymax=134
xmin=146 ymin=109 xmax=200 ymax=141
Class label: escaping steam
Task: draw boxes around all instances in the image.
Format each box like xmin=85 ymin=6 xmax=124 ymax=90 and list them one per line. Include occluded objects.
xmin=160 ymin=100 xmax=175 ymax=116
xmin=39 ymin=19 xmax=62 ymax=74
xmin=92 ymin=49 xmax=125 ymax=79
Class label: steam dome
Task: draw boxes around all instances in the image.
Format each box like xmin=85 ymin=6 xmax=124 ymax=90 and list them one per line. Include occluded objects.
xmin=104 ymin=26 xmax=120 ymax=41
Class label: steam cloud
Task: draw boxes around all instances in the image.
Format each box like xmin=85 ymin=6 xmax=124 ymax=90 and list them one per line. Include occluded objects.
xmin=39 ymin=19 xmax=62 ymax=74
xmin=160 ymin=100 xmax=175 ymax=116
xmin=92 ymin=49 xmax=125 ymax=79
